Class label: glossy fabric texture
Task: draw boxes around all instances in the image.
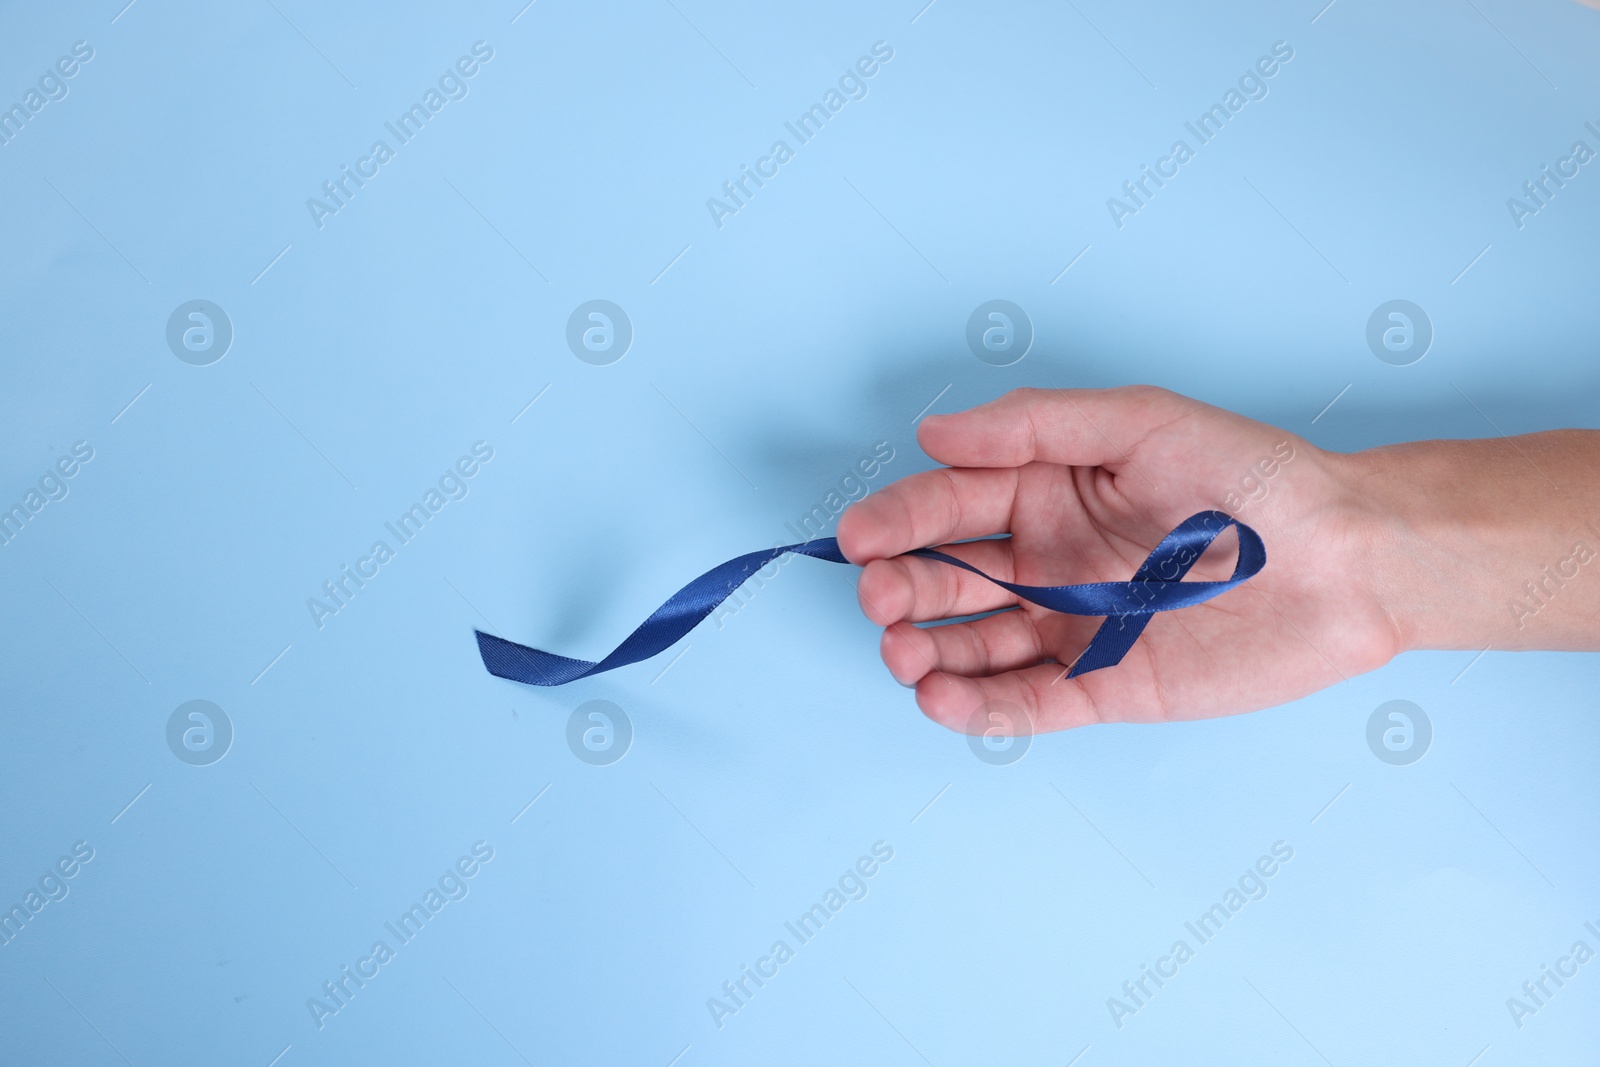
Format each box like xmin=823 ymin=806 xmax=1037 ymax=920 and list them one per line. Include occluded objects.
xmin=475 ymin=510 xmax=1265 ymax=687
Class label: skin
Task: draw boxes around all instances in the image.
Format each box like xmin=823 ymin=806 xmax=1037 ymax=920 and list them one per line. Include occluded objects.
xmin=836 ymin=387 xmax=1600 ymax=735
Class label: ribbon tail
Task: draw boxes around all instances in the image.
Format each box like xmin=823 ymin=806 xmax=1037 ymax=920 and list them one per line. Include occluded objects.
xmin=1067 ymin=614 xmax=1155 ymax=679
xmin=474 ymin=537 xmax=850 ymax=686
xmin=475 ymin=630 xmax=595 ymax=687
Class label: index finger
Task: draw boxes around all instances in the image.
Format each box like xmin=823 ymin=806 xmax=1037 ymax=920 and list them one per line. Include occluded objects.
xmin=836 ymin=465 xmax=1019 ymax=564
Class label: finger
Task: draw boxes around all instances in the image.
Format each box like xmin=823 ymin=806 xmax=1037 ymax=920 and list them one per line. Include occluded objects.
xmin=918 ymin=385 xmax=1191 ymax=470
xmin=856 ymin=538 xmax=1018 ymax=625
xmin=879 ymin=611 xmax=1047 ymax=686
xmin=836 ymin=466 xmax=1019 ymax=564
xmin=914 ymin=664 xmax=1107 ymax=735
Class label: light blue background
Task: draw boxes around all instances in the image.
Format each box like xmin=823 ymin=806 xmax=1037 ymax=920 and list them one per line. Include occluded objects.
xmin=2 ymin=0 xmax=1598 ymax=1063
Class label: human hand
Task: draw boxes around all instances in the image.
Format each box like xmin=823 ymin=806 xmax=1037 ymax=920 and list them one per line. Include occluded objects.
xmin=836 ymin=387 xmax=1401 ymax=733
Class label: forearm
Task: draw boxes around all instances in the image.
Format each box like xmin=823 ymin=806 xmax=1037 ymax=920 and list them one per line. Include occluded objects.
xmin=1334 ymin=430 xmax=1600 ymax=652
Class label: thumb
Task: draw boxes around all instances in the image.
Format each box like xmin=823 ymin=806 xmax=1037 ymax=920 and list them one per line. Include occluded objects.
xmin=918 ymin=385 xmax=1188 ymax=469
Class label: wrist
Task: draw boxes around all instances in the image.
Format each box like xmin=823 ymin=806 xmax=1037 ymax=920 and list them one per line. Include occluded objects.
xmin=1308 ymin=444 xmax=1418 ymax=656
xmin=1327 ymin=444 xmax=1441 ymax=654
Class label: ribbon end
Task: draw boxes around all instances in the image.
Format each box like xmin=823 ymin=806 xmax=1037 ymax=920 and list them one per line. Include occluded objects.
xmin=475 ymin=629 xmax=593 ymax=687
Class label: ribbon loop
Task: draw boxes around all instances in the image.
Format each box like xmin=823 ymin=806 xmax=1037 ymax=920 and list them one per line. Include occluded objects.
xmin=475 ymin=510 xmax=1263 ymax=687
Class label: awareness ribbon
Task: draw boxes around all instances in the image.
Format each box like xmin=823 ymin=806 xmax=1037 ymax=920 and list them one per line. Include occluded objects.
xmin=475 ymin=510 xmax=1264 ymax=687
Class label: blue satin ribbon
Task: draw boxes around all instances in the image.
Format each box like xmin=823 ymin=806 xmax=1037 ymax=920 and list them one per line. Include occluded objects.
xmin=475 ymin=510 xmax=1264 ymax=687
